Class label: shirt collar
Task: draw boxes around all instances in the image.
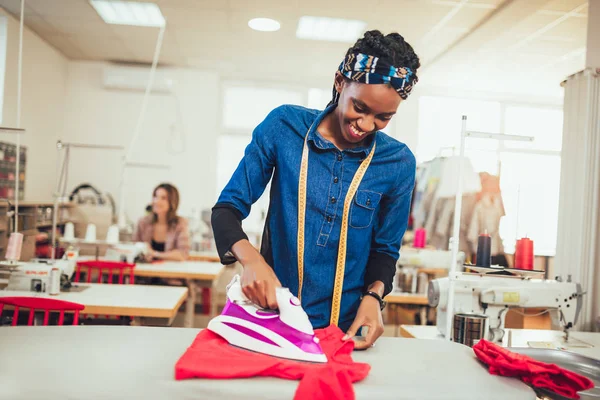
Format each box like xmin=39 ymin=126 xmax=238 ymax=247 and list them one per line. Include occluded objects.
xmin=306 ymin=104 xmax=376 ymax=157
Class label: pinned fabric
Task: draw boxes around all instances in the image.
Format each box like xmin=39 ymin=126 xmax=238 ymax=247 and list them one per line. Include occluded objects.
xmin=175 ymin=325 xmax=370 ymax=400
xmin=473 ymin=339 xmax=594 ymax=399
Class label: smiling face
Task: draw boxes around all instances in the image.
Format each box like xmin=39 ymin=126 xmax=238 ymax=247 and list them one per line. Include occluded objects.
xmin=331 ymin=71 xmax=402 ymax=147
xmin=152 ymin=188 xmax=170 ymax=217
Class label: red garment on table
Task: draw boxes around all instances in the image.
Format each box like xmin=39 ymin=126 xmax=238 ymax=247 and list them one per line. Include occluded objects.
xmin=175 ymin=325 xmax=370 ymax=400
xmin=473 ymin=339 xmax=594 ymax=399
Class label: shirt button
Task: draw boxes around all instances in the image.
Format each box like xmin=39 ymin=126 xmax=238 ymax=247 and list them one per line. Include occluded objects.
xmin=333 ymin=177 xmax=339 ymax=183
xmin=337 ymin=154 xmax=342 ymax=161
xmin=331 ymin=197 xmax=337 ymax=204
xmin=327 ymin=216 xmax=332 ymax=222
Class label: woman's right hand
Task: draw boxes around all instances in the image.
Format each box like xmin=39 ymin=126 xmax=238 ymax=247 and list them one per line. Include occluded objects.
xmin=241 ymin=259 xmax=281 ymax=310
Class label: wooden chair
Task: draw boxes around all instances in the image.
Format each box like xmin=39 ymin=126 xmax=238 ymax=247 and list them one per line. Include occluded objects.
xmin=0 ymin=296 xmax=84 ymax=326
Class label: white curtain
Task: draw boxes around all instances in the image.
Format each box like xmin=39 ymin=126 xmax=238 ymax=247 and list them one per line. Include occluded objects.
xmin=555 ymin=68 xmax=600 ymax=332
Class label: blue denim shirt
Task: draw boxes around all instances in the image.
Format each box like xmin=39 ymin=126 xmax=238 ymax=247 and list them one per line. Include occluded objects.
xmin=217 ymin=104 xmax=415 ymax=331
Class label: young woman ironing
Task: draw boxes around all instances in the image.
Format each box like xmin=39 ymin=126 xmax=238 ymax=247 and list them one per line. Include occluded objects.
xmin=212 ymin=30 xmax=419 ymax=349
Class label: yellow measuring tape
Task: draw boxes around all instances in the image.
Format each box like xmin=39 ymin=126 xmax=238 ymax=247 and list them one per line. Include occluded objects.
xmin=297 ymin=125 xmax=376 ymax=326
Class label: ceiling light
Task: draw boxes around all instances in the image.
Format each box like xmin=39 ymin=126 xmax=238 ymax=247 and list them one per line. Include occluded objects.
xmin=90 ymin=0 xmax=165 ymax=27
xmin=296 ymin=16 xmax=366 ymax=42
xmin=248 ymin=18 xmax=280 ymax=32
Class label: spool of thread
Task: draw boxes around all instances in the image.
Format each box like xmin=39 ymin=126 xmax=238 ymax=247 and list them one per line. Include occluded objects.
xmin=85 ymin=224 xmax=97 ymax=242
xmin=515 ymin=237 xmax=534 ymax=270
xmin=63 ymin=222 xmax=75 ymax=241
xmin=106 ymin=224 xmax=120 ymax=244
xmin=453 ymin=313 xmax=488 ymax=347
xmin=413 ymin=228 xmax=427 ymax=248
xmin=5 ymin=232 xmax=23 ymax=261
xmin=476 ymin=233 xmax=492 ymax=267
xmin=49 ymin=267 xmax=61 ymax=295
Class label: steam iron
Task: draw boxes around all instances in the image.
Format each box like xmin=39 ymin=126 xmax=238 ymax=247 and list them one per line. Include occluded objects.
xmin=207 ymin=275 xmax=327 ymax=363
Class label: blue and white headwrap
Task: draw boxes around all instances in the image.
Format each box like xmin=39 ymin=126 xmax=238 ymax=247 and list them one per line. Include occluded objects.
xmin=329 ymin=52 xmax=418 ymax=105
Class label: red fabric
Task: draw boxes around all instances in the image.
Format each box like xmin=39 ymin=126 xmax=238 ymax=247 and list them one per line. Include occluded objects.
xmin=175 ymin=325 xmax=370 ymax=400
xmin=473 ymin=339 xmax=594 ymax=399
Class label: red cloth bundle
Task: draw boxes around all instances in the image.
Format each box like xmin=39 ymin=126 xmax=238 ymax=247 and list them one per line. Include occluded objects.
xmin=473 ymin=339 xmax=594 ymax=399
xmin=175 ymin=325 xmax=370 ymax=400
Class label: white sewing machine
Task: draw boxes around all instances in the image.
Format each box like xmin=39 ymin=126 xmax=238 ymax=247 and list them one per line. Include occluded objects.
xmin=5 ymin=258 xmax=77 ymax=293
xmin=398 ymin=248 xmax=465 ymax=269
xmin=103 ymin=242 xmax=150 ymax=263
xmin=428 ymin=272 xmax=583 ymax=342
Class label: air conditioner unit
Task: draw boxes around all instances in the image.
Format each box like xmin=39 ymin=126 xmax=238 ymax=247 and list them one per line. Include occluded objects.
xmin=102 ymin=64 xmax=175 ymax=93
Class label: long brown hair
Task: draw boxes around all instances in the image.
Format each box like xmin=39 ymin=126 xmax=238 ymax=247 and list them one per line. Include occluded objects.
xmin=152 ymin=183 xmax=180 ymax=228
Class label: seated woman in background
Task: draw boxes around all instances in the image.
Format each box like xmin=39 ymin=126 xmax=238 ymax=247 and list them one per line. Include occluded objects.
xmin=133 ymin=183 xmax=190 ymax=261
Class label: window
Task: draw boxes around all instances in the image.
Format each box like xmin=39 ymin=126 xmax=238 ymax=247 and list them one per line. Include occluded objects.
xmin=504 ymin=106 xmax=563 ymax=152
xmin=499 ymin=106 xmax=563 ymax=255
xmin=417 ymin=96 xmax=563 ymax=255
xmin=218 ymin=84 xmax=305 ymax=246
xmin=417 ymin=96 xmax=501 ymax=174
xmin=222 ymin=85 xmax=304 ymax=132
xmin=498 ymin=153 xmax=561 ymax=255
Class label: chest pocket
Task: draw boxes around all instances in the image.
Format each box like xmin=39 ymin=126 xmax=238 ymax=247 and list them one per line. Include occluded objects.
xmin=350 ymin=190 xmax=382 ymax=229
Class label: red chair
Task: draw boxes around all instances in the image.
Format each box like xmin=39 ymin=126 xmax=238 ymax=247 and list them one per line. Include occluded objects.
xmin=0 ymin=296 xmax=84 ymax=326
xmin=74 ymin=260 xmax=136 ymax=321
xmin=74 ymin=260 xmax=135 ymax=285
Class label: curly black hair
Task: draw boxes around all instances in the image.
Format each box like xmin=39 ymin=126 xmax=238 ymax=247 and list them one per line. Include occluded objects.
xmin=346 ymin=30 xmax=420 ymax=74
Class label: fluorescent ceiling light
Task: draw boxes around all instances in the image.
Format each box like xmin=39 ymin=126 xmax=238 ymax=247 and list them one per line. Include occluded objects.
xmin=296 ymin=16 xmax=366 ymax=42
xmin=248 ymin=18 xmax=280 ymax=32
xmin=90 ymin=0 xmax=165 ymax=27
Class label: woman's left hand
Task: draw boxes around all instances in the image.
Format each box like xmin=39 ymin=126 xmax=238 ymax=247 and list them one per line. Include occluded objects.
xmin=342 ymin=295 xmax=384 ymax=350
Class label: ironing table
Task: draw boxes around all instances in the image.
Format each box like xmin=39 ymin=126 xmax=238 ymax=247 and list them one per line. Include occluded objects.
xmin=0 ymin=326 xmax=535 ymax=400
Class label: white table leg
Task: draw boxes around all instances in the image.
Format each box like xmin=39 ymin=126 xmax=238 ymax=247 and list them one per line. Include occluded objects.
xmin=184 ymin=279 xmax=197 ymax=328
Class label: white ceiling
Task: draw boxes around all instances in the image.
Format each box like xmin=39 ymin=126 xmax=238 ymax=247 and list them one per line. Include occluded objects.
xmin=0 ymin=0 xmax=589 ymax=98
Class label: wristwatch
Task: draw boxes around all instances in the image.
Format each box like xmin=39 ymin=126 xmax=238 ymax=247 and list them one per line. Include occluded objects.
xmin=362 ymin=290 xmax=386 ymax=311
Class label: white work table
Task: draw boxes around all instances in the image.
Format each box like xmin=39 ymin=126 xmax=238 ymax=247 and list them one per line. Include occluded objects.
xmin=400 ymin=325 xmax=600 ymax=360
xmin=0 ymin=284 xmax=188 ymax=326
xmin=133 ymin=261 xmax=225 ymax=328
xmin=0 ymin=326 xmax=535 ymax=400
xmin=78 ymin=257 xmax=226 ymax=328
xmin=134 ymin=261 xmax=223 ymax=280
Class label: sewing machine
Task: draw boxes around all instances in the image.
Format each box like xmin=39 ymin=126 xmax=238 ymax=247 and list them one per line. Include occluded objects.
xmin=398 ymin=248 xmax=465 ymax=269
xmin=5 ymin=258 xmax=77 ymax=293
xmin=428 ymin=272 xmax=584 ymax=342
xmin=103 ymin=242 xmax=150 ymax=263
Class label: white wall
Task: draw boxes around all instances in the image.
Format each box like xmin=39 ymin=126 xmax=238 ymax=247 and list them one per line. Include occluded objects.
xmin=61 ymin=61 xmax=220 ymax=224
xmin=586 ymin=0 xmax=600 ymax=68
xmin=0 ymin=9 xmax=68 ymax=201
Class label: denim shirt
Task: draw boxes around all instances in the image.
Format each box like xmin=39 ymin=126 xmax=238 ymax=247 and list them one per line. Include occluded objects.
xmin=216 ymin=104 xmax=416 ymax=331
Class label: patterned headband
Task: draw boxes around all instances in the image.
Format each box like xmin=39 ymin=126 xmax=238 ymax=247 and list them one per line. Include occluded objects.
xmin=329 ymin=52 xmax=418 ymax=105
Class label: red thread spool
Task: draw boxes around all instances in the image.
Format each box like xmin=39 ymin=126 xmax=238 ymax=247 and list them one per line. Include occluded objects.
xmin=413 ymin=228 xmax=426 ymax=248
xmin=514 ymin=238 xmax=534 ymax=270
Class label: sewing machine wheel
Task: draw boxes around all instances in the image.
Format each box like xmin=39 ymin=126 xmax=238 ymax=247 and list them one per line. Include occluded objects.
xmin=489 ymin=328 xmax=505 ymax=342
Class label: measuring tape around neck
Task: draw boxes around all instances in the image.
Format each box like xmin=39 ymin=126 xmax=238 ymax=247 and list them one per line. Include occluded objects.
xmin=297 ymin=124 xmax=376 ymax=326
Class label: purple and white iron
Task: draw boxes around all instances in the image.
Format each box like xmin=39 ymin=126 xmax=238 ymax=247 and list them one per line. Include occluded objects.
xmin=207 ymin=275 xmax=327 ymax=363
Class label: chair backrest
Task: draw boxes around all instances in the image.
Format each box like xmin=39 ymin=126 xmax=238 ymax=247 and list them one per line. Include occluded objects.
xmin=75 ymin=260 xmax=135 ymax=284
xmin=0 ymin=296 xmax=85 ymax=326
